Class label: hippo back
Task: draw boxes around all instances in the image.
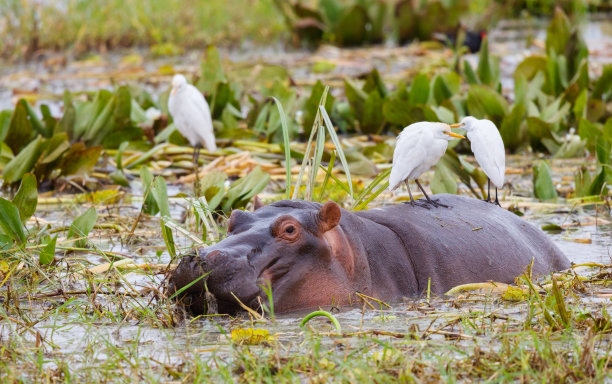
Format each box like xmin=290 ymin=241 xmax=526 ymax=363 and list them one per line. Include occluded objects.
xmin=353 ymin=194 xmax=570 ymax=294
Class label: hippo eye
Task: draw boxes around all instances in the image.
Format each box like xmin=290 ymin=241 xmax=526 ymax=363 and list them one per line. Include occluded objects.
xmin=273 ymin=216 xmax=300 ymax=241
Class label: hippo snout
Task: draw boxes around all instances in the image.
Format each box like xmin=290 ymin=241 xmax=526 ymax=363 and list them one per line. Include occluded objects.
xmin=177 ymin=246 xmax=262 ymax=314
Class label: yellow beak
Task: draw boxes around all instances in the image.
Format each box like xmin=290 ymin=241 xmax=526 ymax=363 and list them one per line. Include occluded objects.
xmin=444 ymin=131 xmax=465 ymax=139
xmin=449 ymin=123 xmax=465 ymax=128
xmin=171 ymin=88 xmax=177 ymax=96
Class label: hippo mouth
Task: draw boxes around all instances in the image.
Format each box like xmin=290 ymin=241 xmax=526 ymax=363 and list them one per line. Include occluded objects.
xmin=211 ymin=289 xmax=263 ymax=315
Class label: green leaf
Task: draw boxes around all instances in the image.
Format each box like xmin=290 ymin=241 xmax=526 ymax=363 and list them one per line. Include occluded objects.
xmin=58 ymin=143 xmax=102 ymax=177
xmin=553 ymin=135 xmax=585 ymax=159
xmin=477 ymin=36 xmax=494 ymax=86
xmin=431 ymin=163 xmax=457 ymax=194
xmin=574 ymin=166 xmax=591 ymax=197
xmin=197 ymin=46 xmax=226 ymax=95
xmin=577 ymin=118 xmax=602 ymax=151
xmin=533 ymin=161 xmax=557 ymax=200
xmin=210 ymin=81 xmax=239 ymax=119
xmin=109 ymin=170 xmax=130 ymax=187
xmin=0 ymin=198 xmax=26 ymax=244
xmin=102 ymin=86 xmax=133 ymax=148
xmin=3 ymin=135 xmax=46 ymax=184
xmin=363 ymin=68 xmax=387 ymax=97
xmin=409 ymin=74 xmax=430 ymax=105
xmin=466 ymin=85 xmax=508 ymax=123
xmin=5 ymin=99 xmax=34 ymax=154
xmin=74 ymin=90 xmax=113 ymax=142
xmin=140 ymin=166 xmax=160 ymax=215
xmin=432 ymin=73 xmax=458 ymax=105
xmin=39 ymin=235 xmax=57 ymax=265
xmin=59 ymin=90 xmax=76 ymax=136
xmin=596 ymin=139 xmax=611 ymax=165
xmin=395 ymin=0 xmax=416 ymax=44
xmin=500 ymin=103 xmax=526 ymax=151
xmin=223 ymin=166 xmax=270 ymax=212
xmin=361 ymin=91 xmax=384 ymax=134
xmin=526 ymin=116 xmax=555 ymax=150
xmin=152 ymin=177 xmax=171 ymax=217
xmin=13 ymin=173 xmax=38 ymax=224
xmin=0 ymin=110 xmax=12 ymax=142
xmin=514 ymin=56 xmax=548 ymax=82
xmin=67 ymin=207 xmax=98 ymax=248
xmin=24 ymin=101 xmax=48 ymax=138
xmin=40 ymin=104 xmax=56 ymax=135
xmin=161 ymin=218 xmax=177 ymax=259
xmin=589 ymin=167 xmax=607 ymax=196
xmin=463 ymin=60 xmax=478 ymax=84
xmin=416 ymin=1 xmax=445 ymax=39
xmin=344 ymin=78 xmax=368 ymax=120
xmin=604 ymin=118 xmax=612 ymax=141
xmin=546 ymin=8 xmax=571 ymax=56
xmin=593 ymin=64 xmax=612 ymax=100
xmin=199 ymin=171 xmax=227 ymax=211
xmin=334 ymin=5 xmax=368 ymax=46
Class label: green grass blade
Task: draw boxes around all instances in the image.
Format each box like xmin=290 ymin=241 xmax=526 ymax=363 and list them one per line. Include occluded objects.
xmin=318 ymin=151 xmax=336 ymax=201
xmin=292 ymin=86 xmax=329 ymax=200
xmin=300 ymin=310 xmax=341 ymax=332
xmin=168 ymin=272 xmax=209 ymax=301
xmin=319 ymin=105 xmax=353 ymax=201
xmin=270 ymin=97 xmax=292 ymax=199
xmin=318 ymin=164 xmax=351 ymax=195
xmin=354 ymin=179 xmax=390 ymax=211
xmin=308 ymin=125 xmax=326 ymax=201
xmin=353 ymin=168 xmax=391 ymax=210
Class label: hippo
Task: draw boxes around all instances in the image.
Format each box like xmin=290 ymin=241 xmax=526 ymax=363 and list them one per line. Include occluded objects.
xmin=169 ymin=194 xmax=571 ymax=314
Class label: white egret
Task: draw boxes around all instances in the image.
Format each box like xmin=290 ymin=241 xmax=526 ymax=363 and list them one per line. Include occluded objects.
xmin=168 ymin=74 xmax=217 ymax=193
xmin=389 ymin=122 xmax=465 ymax=207
xmin=457 ymin=116 xmax=505 ymax=206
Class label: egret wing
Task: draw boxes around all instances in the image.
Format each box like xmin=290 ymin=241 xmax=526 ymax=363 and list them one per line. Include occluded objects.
xmin=469 ymin=124 xmax=505 ymax=188
xmin=389 ymin=128 xmax=428 ymax=189
xmin=183 ymin=85 xmax=217 ymax=152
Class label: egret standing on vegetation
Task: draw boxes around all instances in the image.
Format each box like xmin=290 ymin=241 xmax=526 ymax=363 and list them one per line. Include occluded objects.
xmin=457 ymin=116 xmax=505 ymax=206
xmin=168 ymin=74 xmax=217 ymax=194
xmin=389 ymin=122 xmax=465 ymax=207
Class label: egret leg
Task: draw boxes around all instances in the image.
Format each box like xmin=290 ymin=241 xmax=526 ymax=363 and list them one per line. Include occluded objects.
xmin=485 ymin=178 xmax=491 ymax=203
xmin=193 ymin=146 xmax=201 ymax=197
xmin=494 ymin=187 xmax=501 ymax=207
xmin=415 ymin=179 xmax=448 ymax=208
xmin=404 ymin=180 xmax=415 ymax=206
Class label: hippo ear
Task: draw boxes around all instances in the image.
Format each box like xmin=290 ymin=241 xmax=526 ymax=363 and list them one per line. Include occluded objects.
xmin=253 ymin=195 xmax=264 ymax=211
xmin=228 ymin=209 xmax=252 ymax=233
xmin=318 ymin=201 xmax=341 ymax=233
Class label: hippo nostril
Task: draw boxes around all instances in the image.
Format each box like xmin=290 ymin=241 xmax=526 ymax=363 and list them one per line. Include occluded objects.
xmin=206 ymin=250 xmax=225 ymax=261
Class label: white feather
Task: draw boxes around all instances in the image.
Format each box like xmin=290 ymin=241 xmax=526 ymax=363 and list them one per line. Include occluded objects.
xmin=168 ymin=75 xmax=217 ymax=153
xmin=462 ymin=117 xmax=505 ymax=188
xmin=388 ymin=122 xmax=455 ymax=190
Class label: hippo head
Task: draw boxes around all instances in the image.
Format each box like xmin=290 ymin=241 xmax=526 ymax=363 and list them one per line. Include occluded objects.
xmin=170 ymin=200 xmax=368 ymax=314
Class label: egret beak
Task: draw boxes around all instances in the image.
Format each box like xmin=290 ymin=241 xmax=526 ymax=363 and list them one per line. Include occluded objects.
xmin=171 ymin=88 xmax=177 ymax=96
xmin=449 ymin=123 xmax=465 ymax=128
xmin=444 ymin=131 xmax=465 ymax=139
